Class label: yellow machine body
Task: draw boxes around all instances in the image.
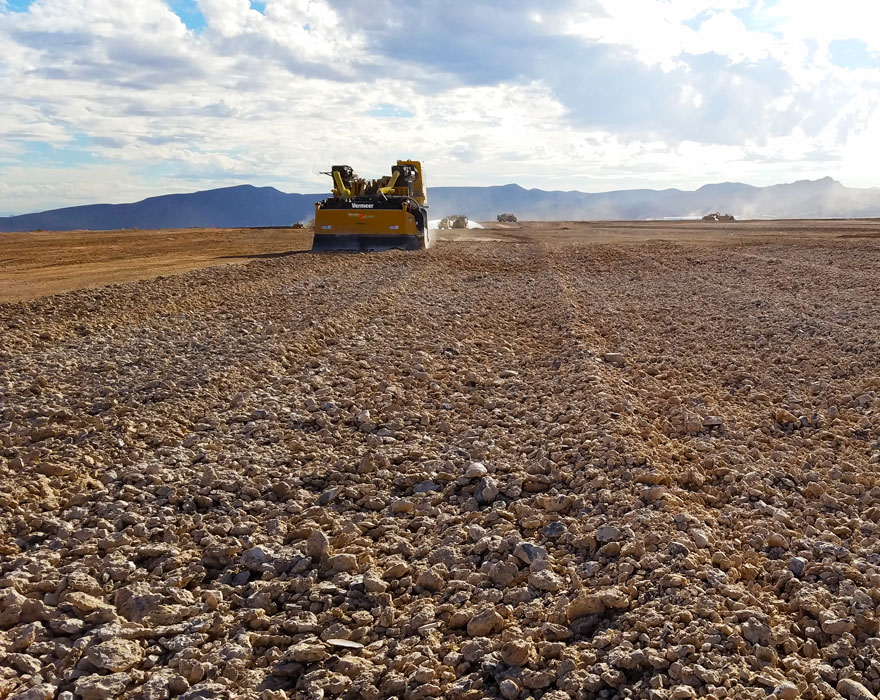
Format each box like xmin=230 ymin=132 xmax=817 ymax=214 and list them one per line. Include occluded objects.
xmin=312 ymin=160 xmax=428 ymax=252
xmin=314 ymin=206 xmax=421 ymax=236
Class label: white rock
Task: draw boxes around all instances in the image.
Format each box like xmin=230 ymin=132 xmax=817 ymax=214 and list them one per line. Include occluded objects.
xmin=464 ymin=461 xmax=488 ymax=478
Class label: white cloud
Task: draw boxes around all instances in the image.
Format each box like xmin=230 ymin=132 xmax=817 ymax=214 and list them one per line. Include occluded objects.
xmin=1 ymin=0 xmax=880 ymax=215
xmin=195 ymin=0 xmax=256 ymax=36
xmin=565 ymin=1 xmax=762 ymax=68
xmin=764 ymin=0 xmax=880 ymax=52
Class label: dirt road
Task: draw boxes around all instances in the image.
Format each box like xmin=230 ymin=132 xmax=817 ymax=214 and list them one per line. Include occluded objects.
xmin=1 ymin=223 xmax=879 ymax=699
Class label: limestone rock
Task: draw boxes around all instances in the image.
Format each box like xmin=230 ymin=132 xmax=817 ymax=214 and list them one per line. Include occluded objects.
xmin=74 ymin=673 xmax=132 ymax=700
xmin=86 ymin=637 xmax=144 ymax=672
xmin=306 ymin=530 xmax=329 ymax=559
xmin=528 ymin=569 xmax=564 ymax=592
xmin=9 ymin=685 xmax=56 ymax=700
xmin=115 ymin=582 xmax=162 ymax=623
xmin=467 ymin=607 xmax=505 ymax=636
xmin=285 ymin=642 xmax=328 ymax=663
xmin=837 ymin=679 xmax=877 ymax=700
xmin=328 ymin=553 xmax=358 ymax=572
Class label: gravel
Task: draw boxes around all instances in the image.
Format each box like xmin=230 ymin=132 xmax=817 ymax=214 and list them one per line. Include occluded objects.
xmin=1 ymin=234 xmax=880 ymax=699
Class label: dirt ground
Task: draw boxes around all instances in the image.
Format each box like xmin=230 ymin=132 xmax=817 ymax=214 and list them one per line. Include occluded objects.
xmin=1 ymin=220 xmax=880 ymax=700
xmin=0 ymin=227 xmax=312 ymax=302
xmin=2 ymin=219 xmax=879 ymax=301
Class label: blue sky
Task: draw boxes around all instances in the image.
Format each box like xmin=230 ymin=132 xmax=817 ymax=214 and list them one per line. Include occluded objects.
xmin=2 ymin=0 xmax=880 ymax=215
xmin=167 ymin=0 xmax=206 ymax=31
xmin=164 ymin=0 xmax=266 ymax=30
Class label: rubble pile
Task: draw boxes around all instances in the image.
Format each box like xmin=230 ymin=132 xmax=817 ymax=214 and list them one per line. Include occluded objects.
xmin=1 ymin=235 xmax=879 ymax=699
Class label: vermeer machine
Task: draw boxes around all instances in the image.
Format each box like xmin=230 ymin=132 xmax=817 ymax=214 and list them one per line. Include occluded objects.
xmin=312 ymin=160 xmax=429 ymax=251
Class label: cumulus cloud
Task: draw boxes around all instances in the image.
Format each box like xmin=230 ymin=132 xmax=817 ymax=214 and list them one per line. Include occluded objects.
xmin=1 ymin=0 xmax=879 ymax=214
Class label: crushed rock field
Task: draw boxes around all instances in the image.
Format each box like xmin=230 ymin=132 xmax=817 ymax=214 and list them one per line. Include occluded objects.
xmin=2 ymin=222 xmax=880 ymax=700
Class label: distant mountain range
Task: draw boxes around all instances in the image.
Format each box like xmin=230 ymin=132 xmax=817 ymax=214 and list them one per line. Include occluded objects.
xmin=2 ymin=177 xmax=879 ymax=232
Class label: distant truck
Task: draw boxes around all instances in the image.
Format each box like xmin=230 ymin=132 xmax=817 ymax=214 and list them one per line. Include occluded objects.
xmin=438 ymin=215 xmax=469 ymax=229
xmin=497 ymin=213 xmax=518 ymax=223
xmin=702 ymin=212 xmax=735 ymax=222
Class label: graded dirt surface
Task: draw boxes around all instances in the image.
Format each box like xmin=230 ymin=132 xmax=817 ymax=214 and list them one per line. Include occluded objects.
xmin=3 ymin=219 xmax=880 ymax=301
xmin=0 ymin=227 xmax=312 ymax=302
xmin=1 ymin=221 xmax=880 ymax=700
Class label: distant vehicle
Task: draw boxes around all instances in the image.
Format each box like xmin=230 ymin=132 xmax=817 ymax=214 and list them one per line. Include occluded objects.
xmin=438 ymin=215 xmax=468 ymax=229
xmin=702 ymin=212 xmax=735 ymax=222
xmin=497 ymin=213 xmax=518 ymax=222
